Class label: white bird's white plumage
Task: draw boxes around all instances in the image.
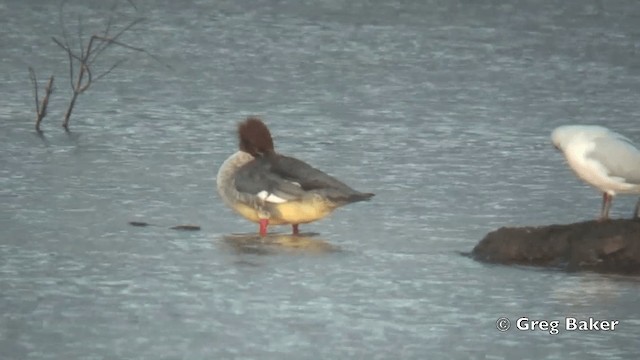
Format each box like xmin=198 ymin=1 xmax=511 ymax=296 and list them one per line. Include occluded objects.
xmin=551 ymin=125 xmax=640 ymax=219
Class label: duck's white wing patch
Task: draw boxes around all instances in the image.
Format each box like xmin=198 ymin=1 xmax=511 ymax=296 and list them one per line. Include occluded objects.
xmin=257 ymin=190 xmax=288 ymax=203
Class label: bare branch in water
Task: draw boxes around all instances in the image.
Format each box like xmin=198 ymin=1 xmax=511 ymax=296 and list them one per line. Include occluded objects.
xmin=52 ymin=0 xmax=159 ymax=131
xmin=40 ymin=76 xmax=55 ymax=128
xmin=28 ymin=0 xmax=170 ymax=131
xmin=28 ymin=67 xmax=54 ymax=132
xmin=29 ymin=67 xmax=39 ymax=115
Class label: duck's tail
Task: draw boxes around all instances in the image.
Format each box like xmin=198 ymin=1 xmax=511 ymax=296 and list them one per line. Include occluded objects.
xmin=327 ymin=190 xmax=375 ymax=205
xmin=347 ymin=192 xmax=375 ymax=203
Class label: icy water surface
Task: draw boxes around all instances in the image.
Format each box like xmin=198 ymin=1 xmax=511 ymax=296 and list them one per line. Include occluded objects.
xmin=2 ymin=0 xmax=640 ymax=359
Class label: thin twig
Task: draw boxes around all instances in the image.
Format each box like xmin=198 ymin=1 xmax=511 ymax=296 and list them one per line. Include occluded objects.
xmin=52 ymin=36 xmax=79 ymax=91
xmin=28 ymin=67 xmax=40 ymax=115
xmin=52 ymin=0 xmax=164 ymax=130
xmin=125 ymin=0 xmax=137 ymax=11
xmin=103 ymin=0 xmax=118 ymax=39
xmin=51 ymin=36 xmax=83 ymax=63
xmin=89 ymin=20 xmax=118 ymax=64
xmin=88 ymin=17 xmax=144 ymax=65
xmin=29 ymin=67 xmax=54 ymax=132
xmin=40 ymin=76 xmax=55 ymax=120
xmin=58 ymin=0 xmax=72 ymax=55
xmin=91 ymin=32 xmax=171 ymax=70
xmin=79 ymin=63 xmax=91 ymax=93
xmin=92 ymin=33 xmax=146 ymax=53
xmin=77 ymin=15 xmax=85 ymax=58
xmin=94 ymin=58 xmax=126 ymax=83
xmin=88 ymin=0 xmax=118 ymax=66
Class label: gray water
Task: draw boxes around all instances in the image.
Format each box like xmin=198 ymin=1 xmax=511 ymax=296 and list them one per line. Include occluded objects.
xmin=2 ymin=0 xmax=640 ymax=359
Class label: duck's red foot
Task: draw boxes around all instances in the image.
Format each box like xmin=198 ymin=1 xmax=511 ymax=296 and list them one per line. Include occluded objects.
xmin=259 ymin=219 xmax=269 ymax=236
xmin=292 ymin=224 xmax=299 ymax=235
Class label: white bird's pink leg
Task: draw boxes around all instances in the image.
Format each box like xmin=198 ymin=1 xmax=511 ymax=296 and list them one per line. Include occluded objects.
xmin=600 ymin=193 xmax=613 ymax=221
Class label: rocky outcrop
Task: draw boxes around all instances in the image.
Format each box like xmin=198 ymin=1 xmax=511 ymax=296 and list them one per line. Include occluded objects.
xmin=471 ymin=219 xmax=640 ymax=274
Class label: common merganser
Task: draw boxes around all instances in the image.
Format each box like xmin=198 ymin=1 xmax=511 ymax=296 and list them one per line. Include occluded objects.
xmin=551 ymin=125 xmax=640 ymax=220
xmin=216 ymin=117 xmax=374 ymax=236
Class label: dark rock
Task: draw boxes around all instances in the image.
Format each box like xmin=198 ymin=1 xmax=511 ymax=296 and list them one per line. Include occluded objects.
xmin=471 ymin=219 xmax=640 ymax=274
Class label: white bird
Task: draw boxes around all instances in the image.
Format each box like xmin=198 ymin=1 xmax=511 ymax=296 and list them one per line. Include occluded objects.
xmin=551 ymin=125 xmax=640 ymax=220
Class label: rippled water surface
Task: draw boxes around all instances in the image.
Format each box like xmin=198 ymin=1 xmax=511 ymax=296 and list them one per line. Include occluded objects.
xmin=2 ymin=0 xmax=640 ymax=359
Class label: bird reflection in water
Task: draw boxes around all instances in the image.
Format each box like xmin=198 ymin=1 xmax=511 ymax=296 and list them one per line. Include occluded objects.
xmin=222 ymin=232 xmax=340 ymax=255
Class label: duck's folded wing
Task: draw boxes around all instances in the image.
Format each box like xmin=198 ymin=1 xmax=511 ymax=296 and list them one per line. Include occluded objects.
xmin=234 ymin=159 xmax=307 ymax=203
xmin=269 ymin=155 xmax=355 ymax=192
xmin=270 ymin=155 xmax=374 ymax=202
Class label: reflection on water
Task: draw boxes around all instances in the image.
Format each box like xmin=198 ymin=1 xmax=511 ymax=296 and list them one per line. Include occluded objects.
xmin=550 ymin=273 xmax=640 ymax=307
xmin=551 ymin=274 xmax=621 ymax=306
xmin=222 ymin=232 xmax=340 ymax=255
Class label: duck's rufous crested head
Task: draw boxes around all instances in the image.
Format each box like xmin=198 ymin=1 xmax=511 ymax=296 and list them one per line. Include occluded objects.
xmin=238 ymin=117 xmax=275 ymax=157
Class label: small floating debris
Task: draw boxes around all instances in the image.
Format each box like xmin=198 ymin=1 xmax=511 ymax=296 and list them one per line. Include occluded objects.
xmin=129 ymin=221 xmax=201 ymax=231
xmin=170 ymin=225 xmax=201 ymax=231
